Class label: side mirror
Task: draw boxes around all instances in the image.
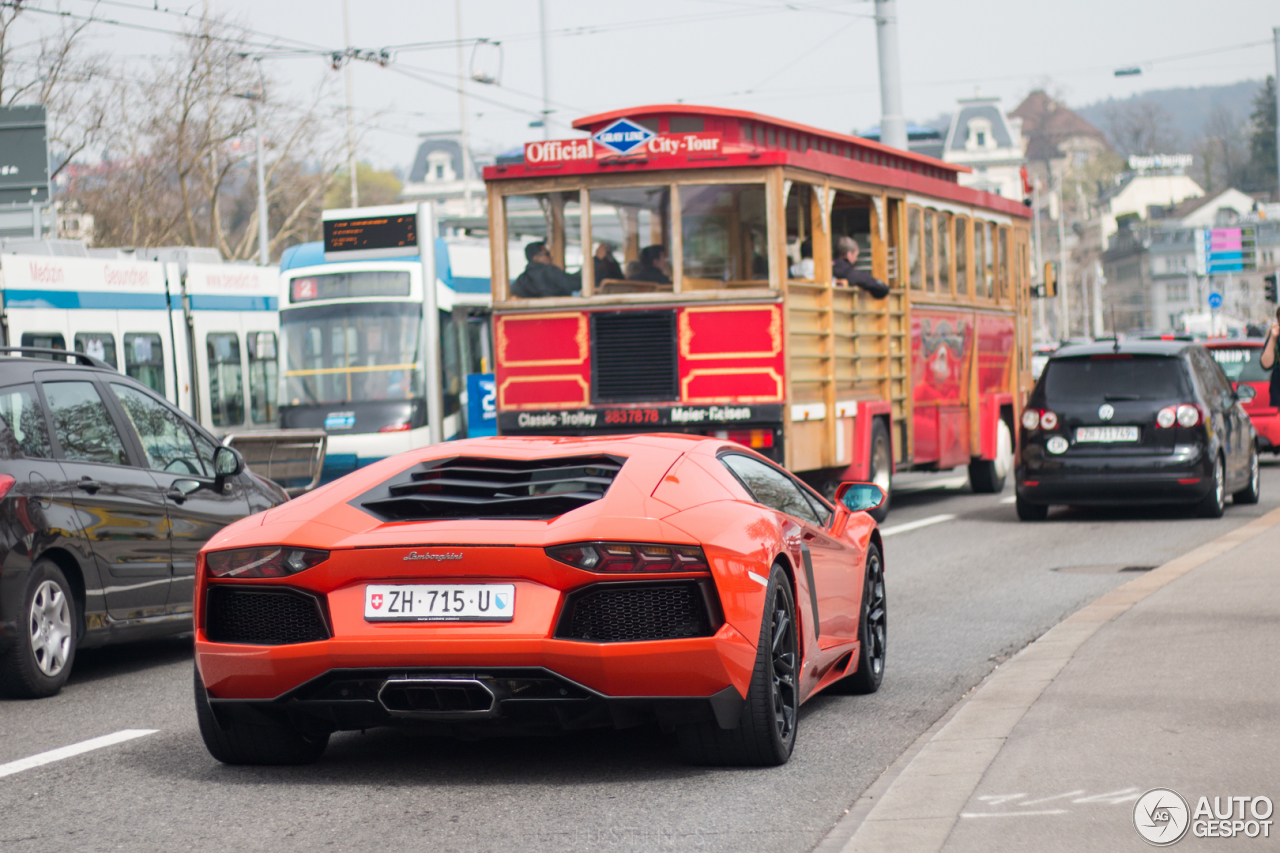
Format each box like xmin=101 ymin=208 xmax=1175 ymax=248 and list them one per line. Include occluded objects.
xmin=1235 ymin=384 xmax=1257 ymax=402
xmin=213 ymin=445 xmax=244 ymax=490
xmin=834 ymin=481 xmax=886 ymax=513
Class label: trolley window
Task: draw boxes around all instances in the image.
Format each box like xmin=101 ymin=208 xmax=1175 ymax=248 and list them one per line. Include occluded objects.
xmin=908 ymin=207 xmax=922 ymax=290
xmin=681 ymin=183 xmax=768 ymax=288
xmin=955 ymin=216 xmax=970 ymax=298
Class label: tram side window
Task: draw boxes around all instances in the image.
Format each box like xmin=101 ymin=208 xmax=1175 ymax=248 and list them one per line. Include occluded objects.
xmin=439 ymin=310 xmax=462 ymax=418
xmin=938 ymin=213 xmax=952 ymax=295
xmin=73 ymin=333 xmax=118 ymax=368
xmin=955 ymin=217 xmax=970 ymax=297
xmin=124 ymin=333 xmax=166 ymax=396
xmin=20 ymin=332 xmax=66 ymax=361
xmin=247 ymin=331 xmax=278 ymax=424
xmin=983 ymin=222 xmax=996 ymax=299
xmin=504 ymin=192 xmax=584 ymax=298
xmin=998 ymin=226 xmax=1010 ymax=300
xmin=973 ymin=221 xmax=988 ymax=299
xmin=682 ymin=183 xmax=767 ymax=288
xmin=907 ymin=207 xmax=922 ymax=290
xmin=588 ymin=186 xmax=673 ymax=292
xmin=206 ymin=333 xmax=244 ymax=427
xmin=923 ymin=210 xmax=936 ymax=293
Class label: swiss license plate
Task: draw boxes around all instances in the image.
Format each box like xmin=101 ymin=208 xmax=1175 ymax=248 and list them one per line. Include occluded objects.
xmin=1076 ymin=426 xmax=1140 ymax=443
xmin=364 ymin=584 xmax=515 ymax=622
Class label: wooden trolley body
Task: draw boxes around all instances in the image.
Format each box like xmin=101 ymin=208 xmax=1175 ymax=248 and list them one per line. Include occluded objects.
xmin=483 ymin=105 xmax=1033 ymax=491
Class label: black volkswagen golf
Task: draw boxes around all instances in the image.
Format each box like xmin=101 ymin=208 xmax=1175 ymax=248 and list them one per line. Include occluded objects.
xmin=1015 ymin=340 xmax=1260 ymax=521
xmin=0 ymin=349 xmax=286 ymax=697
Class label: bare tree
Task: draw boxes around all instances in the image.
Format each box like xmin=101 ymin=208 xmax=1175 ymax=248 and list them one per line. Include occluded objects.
xmin=1103 ymin=100 xmax=1181 ymax=158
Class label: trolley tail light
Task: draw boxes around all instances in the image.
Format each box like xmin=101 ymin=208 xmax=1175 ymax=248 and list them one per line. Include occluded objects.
xmin=205 ymin=547 xmax=330 ymax=579
xmin=0 ymin=474 xmax=14 ymax=501
xmin=546 ymin=542 xmax=710 ymax=573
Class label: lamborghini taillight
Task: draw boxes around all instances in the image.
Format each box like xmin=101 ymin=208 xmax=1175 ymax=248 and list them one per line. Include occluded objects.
xmin=546 ymin=542 xmax=709 ymax=573
xmin=205 ymin=547 xmax=329 ymax=578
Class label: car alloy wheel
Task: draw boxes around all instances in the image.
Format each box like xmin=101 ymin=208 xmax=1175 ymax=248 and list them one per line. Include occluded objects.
xmin=1233 ymin=447 xmax=1261 ymax=505
xmin=1197 ymin=454 xmax=1226 ymax=518
xmin=769 ymin=590 xmax=799 ymax=742
xmin=832 ymin=544 xmax=887 ymax=694
xmin=29 ymin=580 xmax=72 ymax=678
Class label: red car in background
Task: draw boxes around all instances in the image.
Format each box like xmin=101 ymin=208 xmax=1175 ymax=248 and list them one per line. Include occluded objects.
xmin=1204 ymin=339 xmax=1280 ymax=454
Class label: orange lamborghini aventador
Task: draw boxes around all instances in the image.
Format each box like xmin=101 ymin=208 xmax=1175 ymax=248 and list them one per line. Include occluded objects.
xmin=193 ymin=435 xmax=887 ymax=767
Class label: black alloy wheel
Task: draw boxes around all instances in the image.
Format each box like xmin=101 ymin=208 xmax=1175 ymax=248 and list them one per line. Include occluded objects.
xmin=1233 ymin=446 xmax=1261 ymax=505
xmin=677 ymin=564 xmax=799 ymax=766
xmin=831 ymin=543 xmax=886 ymax=694
xmin=1196 ymin=453 xmax=1226 ymax=518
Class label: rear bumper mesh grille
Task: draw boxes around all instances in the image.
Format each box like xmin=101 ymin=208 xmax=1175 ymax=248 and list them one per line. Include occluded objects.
xmin=205 ymin=587 xmax=329 ymax=646
xmin=556 ymin=581 xmax=715 ymax=643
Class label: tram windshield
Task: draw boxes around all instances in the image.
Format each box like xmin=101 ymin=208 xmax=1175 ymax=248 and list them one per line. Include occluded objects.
xmin=281 ymin=302 xmax=422 ymax=405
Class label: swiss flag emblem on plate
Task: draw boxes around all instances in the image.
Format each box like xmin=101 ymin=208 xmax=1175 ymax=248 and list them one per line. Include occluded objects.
xmin=370 ymin=593 xmax=383 ymax=610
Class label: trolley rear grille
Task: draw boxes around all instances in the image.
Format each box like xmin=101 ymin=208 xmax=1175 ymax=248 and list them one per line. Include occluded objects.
xmin=204 ymin=587 xmax=329 ymax=646
xmin=591 ymin=310 xmax=678 ymax=403
xmin=556 ymin=582 xmax=714 ymax=643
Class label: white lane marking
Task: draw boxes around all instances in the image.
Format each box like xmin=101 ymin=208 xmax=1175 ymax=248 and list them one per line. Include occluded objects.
xmin=880 ymin=514 xmax=956 ymax=537
xmin=960 ymin=810 xmax=1068 ymax=818
xmin=747 ymin=571 xmax=769 ymax=586
xmin=999 ymin=495 xmax=1017 ymax=504
xmin=893 ymin=475 xmax=969 ymax=494
xmin=0 ymin=729 xmax=157 ymax=779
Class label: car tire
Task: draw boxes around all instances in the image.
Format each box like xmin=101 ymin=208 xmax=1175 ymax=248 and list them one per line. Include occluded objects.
xmin=1233 ymin=446 xmax=1261 ymax=505
xmin=1016 ymin=495 xmax=1049 ymax=521
xmin=194 ymin=666 xmax=329 ymax=765
xmin=1196 ymin=453 xmax=1226 ymax=518
xmin=969 ymin=418 xmax=1012 ymax=494
xmin=677 ymin=564 xmax=798 ymax=766
xmin=0 ymin=560 xmax=77 ymax=699
xmin=829 ymin=543 xmax=886 ymax=695
xmin=867 ymin=419 xmax=892 ymax=523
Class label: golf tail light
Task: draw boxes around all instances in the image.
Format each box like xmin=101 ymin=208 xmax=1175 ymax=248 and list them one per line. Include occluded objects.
xmin=205 ymin=546 xmax=329 ymax=578
xmin=1039 ymin=410 xmax=1059 ymax=430
xmin=546 ymin=542 xmax=709 ymax=573
xmin=1021 ymin=409 xmax=1040 ymax=430
xmin=1176 ymin=404 xmax=1204 ymax=427
xmin=1156 ymin=406 xmax=1177 ymax=428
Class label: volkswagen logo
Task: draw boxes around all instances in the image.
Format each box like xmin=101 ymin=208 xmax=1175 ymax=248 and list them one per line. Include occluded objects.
xmin=1098 ymin=404 xmax=1115 ymax=421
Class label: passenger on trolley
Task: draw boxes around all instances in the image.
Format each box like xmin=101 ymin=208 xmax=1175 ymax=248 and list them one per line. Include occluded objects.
xmin=633 ymin=244 xmax=672 ymax=285
xmin=833 ymin=236 xmax=890 ymax=298
xmin=511 ymin=241 xmax=580 ymax=298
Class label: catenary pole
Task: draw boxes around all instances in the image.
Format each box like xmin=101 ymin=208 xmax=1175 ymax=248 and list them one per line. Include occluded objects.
xmin=539 ymin=0 xmax=551 ymax=140
xmin=1057 ymin=176 xmax=1068 ymax=338
xmin=343 ymin=0 xmax=359 ymax=207
xmin=418 ymin=202 xmax=443 ymax=444
xmin=253 ymin=97 xmax=269 ymax=265
xmin=455 ymin=0 xmax=474 ymax=217
xmin=874 ymin=0 xmax=907 ymax=150
xmin=1273 ymin=27 xmax=1279 ymax=202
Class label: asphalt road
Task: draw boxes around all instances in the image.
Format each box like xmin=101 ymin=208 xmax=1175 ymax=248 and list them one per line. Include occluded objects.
xmin=4 ymin=462 xmax=1280 ymax=853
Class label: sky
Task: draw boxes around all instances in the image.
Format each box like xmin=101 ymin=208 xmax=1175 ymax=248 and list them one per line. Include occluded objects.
xmin=34 ymin=0 xmax=1280 ymax=171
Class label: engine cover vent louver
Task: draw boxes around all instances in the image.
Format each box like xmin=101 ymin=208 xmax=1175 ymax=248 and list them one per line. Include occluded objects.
xmin=355 ymin=454 xmax=626 ymax=521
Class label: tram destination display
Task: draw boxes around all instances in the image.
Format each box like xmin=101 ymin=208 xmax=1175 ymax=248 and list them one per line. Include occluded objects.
xmin=322 ymin=203 xmax=419 ymax=261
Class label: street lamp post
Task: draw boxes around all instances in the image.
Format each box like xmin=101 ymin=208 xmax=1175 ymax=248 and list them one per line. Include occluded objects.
xmin=235 ymin=89 xmax=270 ymax=266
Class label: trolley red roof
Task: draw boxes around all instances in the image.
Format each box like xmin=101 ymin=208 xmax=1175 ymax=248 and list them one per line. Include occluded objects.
xmin=483 ymin=103 xmax=1030 ymax=219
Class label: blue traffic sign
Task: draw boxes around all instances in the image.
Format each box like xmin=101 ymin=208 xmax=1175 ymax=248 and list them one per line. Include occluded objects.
xmin=466 ymin=373 xmax=497 ymax=437
xmin=1208 ymin=292 xmax=1223 ymax=309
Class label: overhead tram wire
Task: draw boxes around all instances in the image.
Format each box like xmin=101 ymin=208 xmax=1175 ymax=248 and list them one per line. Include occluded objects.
xmin=63 ymin=0 xmax=336 ymax=54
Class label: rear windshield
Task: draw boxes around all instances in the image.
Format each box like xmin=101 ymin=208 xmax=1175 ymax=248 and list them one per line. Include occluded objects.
xmin=1043 ymin=356 xmax=1190 ymax=402
xmin=1208 ymin=347 xmax=1272 ymax=382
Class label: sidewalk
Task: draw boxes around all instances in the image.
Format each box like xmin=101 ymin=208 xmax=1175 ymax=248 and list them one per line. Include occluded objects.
xmin=833 ymin=507 xmax=1280 ymax=853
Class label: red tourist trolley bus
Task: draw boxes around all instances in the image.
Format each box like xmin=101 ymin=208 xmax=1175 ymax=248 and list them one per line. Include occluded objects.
xmin=484 ymin=105 xmax=1034 ymax=516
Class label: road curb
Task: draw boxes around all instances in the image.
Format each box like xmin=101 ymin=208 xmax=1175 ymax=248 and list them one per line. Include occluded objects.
xmin=821 ymin=506 xmax=1280 ymax=853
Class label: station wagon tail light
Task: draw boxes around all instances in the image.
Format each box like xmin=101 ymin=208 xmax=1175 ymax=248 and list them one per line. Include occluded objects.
xmin=1021 ymin=409 xmax=1040 ymax=430
xmin=546 ymin=542 xmax=709 ymax=573
xmin=1039 ymin=410 xmax=1059 ymax=430
xmin=1176 ymin=404 xmax=1204 ymax=427
xmin=205 ymin=547 xmax=329 ymax=578
xmin=1156 ymin=406 xmax=1177 ymax=428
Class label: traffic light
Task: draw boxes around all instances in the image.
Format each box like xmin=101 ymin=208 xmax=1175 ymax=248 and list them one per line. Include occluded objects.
xmin=1265 ymin=273 xmax=1278 ymax=304
xmin=1042 ymin=261 xmax=1057 ymax=298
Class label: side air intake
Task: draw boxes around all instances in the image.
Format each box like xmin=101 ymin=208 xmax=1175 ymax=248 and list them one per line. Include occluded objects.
xmin=355 ymin=454 xmax=626 ymax=521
